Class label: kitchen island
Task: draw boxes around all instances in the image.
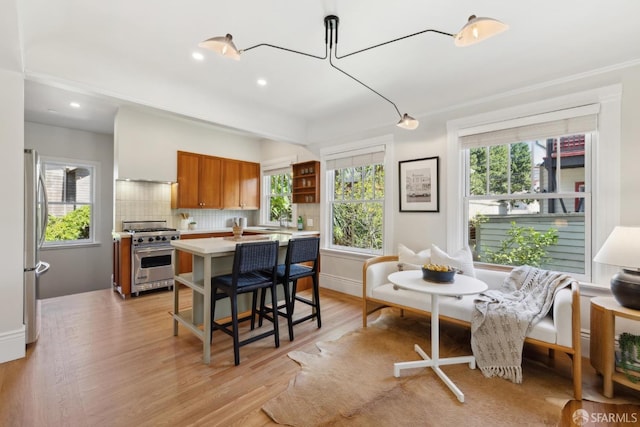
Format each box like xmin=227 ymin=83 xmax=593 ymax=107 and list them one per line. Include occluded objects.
xmin=171 ymin=234 xmax=297 ymax=364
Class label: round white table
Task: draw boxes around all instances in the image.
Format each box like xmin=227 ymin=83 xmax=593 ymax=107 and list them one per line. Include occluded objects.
xmin=388 ymin=269 xmax=488 ymax=403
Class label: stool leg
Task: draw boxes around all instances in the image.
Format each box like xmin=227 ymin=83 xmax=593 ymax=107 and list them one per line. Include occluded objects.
xmin=257 ymin=288 xmax=267 ymax=327
xmin=250 ymin=290 xmax=258 ymax=330
xmin=270 ymin=283 xmax=280 ymax=348
xmin=312 ymin=273 xmax=321 ymax=328
xmin=231 ymin=292 xmax=240 ymax=366
xmin=283 ymin=280 xmax=294 ymax=341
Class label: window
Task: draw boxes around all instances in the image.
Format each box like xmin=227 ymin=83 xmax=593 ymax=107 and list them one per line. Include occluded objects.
xmin=326 ymin=149 xmax=385 ymax=254
xmin=460 ymin=111 xmax=596 ymax=278
xmin=43 ymin=159 xmax=95 ymax=246
xmin=262 ymin=166 xmax=293 ymax=226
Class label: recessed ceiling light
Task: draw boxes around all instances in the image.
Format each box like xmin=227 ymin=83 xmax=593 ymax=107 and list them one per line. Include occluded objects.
xmin=70 ymin=102 xmax=81 ymax=108
xmin=192 ymin=52 xmax=204 ymax=61
xmin=257 ymin=78 xmax=267 ymax=86
xmin=47 ymin=109 xmax=58 ymax=114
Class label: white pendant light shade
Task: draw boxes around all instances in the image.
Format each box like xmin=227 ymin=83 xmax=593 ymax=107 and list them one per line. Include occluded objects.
xmin=199 ymin=34 xmax=241 ymax=60
xmin=397 ymin=113 xmax=419 ymax=130
xmin=454 ymin=15 xmax=509 ymax=47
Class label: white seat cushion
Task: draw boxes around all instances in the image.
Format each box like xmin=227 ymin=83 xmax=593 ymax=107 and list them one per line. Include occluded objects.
xmin=371 ymin=282 xmax=558 ymax=344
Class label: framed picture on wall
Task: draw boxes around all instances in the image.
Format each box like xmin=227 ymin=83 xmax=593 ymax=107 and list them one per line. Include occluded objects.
xmin=399 ymin=156 xmax=439 ymax=212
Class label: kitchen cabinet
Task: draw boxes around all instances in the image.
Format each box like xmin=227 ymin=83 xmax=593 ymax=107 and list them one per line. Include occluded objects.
xmin=222 ymin=159 xmax=260 ymax=210
xmin=292 ymin=161 xmax=320 ymax=204
xmin=173 ymin=151 xmax=222 ymax=209
xmin=112 ymin=235 xmax=131 ymax=298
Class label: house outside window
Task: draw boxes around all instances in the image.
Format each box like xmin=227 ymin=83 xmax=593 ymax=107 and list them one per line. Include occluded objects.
xmin=459 ymin=111 xmax=597 ymax=280
xmin=43 ymin=159 xmax=96 ymax=246
xmin=262 ymin=165 xmax=293 ymax=226
xmin=326 ymin=149 xmax=385 ymax=255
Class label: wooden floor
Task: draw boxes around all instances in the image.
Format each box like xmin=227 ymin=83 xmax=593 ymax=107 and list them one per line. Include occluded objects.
xmin=0 ymin=287 xmax=366 ymax=427
xmin=0 ymin=286 xmax=637 ymax=426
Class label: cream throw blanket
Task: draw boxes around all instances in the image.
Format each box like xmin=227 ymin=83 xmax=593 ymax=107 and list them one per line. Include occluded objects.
xmin=471 ymin=266 xmax=575 ymax=383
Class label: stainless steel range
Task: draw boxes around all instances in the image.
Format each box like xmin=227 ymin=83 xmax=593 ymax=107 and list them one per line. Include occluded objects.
xmin=122 ymin=220 xmax=180 ymax=296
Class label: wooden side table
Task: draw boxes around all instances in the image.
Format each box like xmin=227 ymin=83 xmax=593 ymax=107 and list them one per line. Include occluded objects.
xmin=590 ymin=296 xmax=640 ymax=397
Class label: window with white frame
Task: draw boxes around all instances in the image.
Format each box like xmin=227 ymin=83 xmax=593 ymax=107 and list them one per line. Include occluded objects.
xmin=262 ymin=165 xmax=293 ymax=226
xmin=43 ymin=159 xmax=96 ymax=246
xmin=461 ymin=112 xmax=596 ymax=278
xmin=326 ymin=148 xmax=385 ymax=254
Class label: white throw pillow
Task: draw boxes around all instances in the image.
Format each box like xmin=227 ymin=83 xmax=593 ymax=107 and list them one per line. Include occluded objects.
xmin=430 ymin=244 xmax=476 ymax=277
xmin=397 ymin=243 xmax=431 ymax=270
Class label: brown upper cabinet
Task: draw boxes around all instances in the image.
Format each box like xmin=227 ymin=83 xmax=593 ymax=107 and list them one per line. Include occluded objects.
xmin=173 ymin=151 xmax=260 ymax=210
xmin=292 ymin=160 xmax=320 ymax=204
xmin=173 ymin=151 xmax=222 ymax=209
xmin=222 ymin=159 xmax=260 ymax=209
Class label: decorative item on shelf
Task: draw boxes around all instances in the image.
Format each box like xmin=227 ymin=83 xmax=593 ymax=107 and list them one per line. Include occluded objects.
xmin=594 ymin=226 xmax=640 ymax=309
xmin=188 ymin=221 xmax=197 ymax=230
xmin=199 ymin=14 xmax=508 ymax=129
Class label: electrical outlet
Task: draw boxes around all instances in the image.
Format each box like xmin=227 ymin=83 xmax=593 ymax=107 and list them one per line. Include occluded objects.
xmin=307 ymin=218 xmax=313 ymax=227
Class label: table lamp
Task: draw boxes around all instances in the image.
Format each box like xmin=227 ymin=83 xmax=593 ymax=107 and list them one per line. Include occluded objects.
xmin=593 ymin=226 xmax=640 ymax=309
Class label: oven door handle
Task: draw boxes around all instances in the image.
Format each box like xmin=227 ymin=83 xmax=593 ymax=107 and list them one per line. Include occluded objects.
xmin=134 ymin=246 xmax=174 ymax=254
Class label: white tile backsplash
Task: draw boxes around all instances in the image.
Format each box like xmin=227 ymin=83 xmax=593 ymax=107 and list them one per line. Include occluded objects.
xmin=115 ymin=181 xmax=173 ymax=230
xmin=114 ymin=180 xmax=260 ymax=231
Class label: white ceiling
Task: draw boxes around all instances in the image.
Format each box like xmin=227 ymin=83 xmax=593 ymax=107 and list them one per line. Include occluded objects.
xmin=13 ymin=0 xmax=640 ymax=143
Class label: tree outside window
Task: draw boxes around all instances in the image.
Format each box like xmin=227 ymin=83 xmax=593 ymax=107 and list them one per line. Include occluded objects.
xmin=43 ymin=161 xmax=94 ymax=244
xmin=266 ymin=171 xmax=292 ymax=224
xmin=330 ymin=163 xmax=384 ymax=253
xmin=466 ymin=135 xmax=589 ymax=274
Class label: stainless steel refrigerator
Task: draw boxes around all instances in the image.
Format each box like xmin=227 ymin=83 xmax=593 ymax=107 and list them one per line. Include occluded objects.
xmin=24 ymin=148 xmax=50 ymax=344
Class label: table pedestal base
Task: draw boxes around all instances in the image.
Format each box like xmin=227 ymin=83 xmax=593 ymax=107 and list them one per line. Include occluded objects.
xmin=394 ymin=344 xmax=475 ymax=403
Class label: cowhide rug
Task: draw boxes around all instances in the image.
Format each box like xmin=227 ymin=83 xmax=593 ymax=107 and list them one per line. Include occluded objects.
xmin=262 ymin=309 xmax=633 ymax=427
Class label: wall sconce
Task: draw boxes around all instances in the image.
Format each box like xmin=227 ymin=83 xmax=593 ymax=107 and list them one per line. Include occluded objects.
xmin=200 ymin=14 xmax=508 ymax=130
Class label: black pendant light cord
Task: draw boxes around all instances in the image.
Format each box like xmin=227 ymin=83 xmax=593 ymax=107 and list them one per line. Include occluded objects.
xmin=242 ymin=42 xmax=327 ymax=60
xmin=239 ymin=15 xmax=455 ymax=121
xmin=334 ymin=28 xmax=454 ymax=59
xmin=328 ymin=41 xmax=402 ymax=119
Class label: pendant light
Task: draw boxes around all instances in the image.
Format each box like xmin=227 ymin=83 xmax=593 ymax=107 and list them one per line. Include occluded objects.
xmin=200 ymin=13 xmax=508 ymax=129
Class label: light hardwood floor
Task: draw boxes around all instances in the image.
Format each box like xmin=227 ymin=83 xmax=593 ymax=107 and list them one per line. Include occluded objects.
xmin=0 ymin=287 xmax=365 ymax=427
xmin=0 ymin=286 xmax=633 ymax=426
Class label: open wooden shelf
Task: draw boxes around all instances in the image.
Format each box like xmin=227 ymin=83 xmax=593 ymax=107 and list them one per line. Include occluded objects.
xmin=292 ymin=160 xmax=320 ymax=204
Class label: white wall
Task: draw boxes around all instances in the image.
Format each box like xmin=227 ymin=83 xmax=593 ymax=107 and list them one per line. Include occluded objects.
xmin=270 ymin=64 xmax=640 ymax=302
xmin=115 ymin=107 xmax=264 ymax=182
xmin=25 ymin=122 xmax=114 ymax=298
xmin=0 ymin=69 xmax=26 ymax=363
xmin=619 ymin=66 xmax=640 ymax=225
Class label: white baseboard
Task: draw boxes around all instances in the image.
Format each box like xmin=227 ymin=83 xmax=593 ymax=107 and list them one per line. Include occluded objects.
xmin=0 ymin=326 xmax=25 ymax=364
xmin=320 ymin=272 xmax=362 ymax=298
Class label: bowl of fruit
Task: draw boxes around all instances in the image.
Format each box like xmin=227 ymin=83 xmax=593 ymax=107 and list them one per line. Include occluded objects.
xmin=421 ymin=264 xmax=456 ymax=283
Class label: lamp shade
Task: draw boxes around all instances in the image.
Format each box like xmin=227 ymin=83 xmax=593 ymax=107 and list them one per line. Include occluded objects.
xmin=396 ymin=113 xmax=419 ymax=130
xmin=593 ymin=226 xmax=640 ymax=269
xmin=454 ymin=15 xmax=509 ymax=47
xmin=199 ymin=34 xmax=241 ymax=60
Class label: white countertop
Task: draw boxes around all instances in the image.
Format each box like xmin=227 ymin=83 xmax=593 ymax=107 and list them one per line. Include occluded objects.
xmin=171 ymin=233 xmax=310 ymax=256
xmin=114 ymin=227 xmax=319 ymax=239
xmin=179 ymin=226 xmax=319 ymax=236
